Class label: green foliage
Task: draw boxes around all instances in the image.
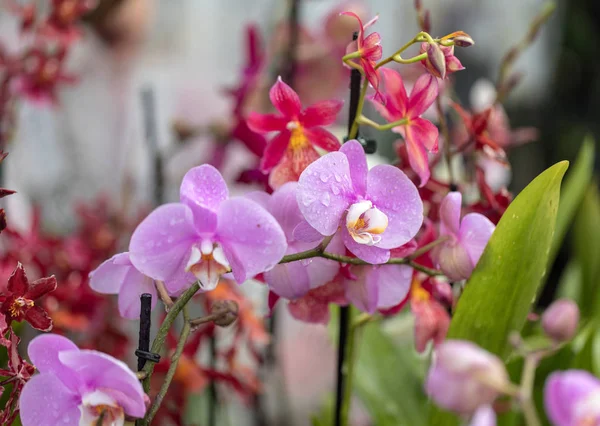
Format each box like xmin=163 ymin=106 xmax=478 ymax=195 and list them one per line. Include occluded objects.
xmin=430 ymin=162 xmax=568 ymax=425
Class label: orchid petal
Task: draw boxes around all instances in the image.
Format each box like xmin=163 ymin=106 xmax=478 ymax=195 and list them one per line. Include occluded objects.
xmin=433 ymin=241 xmax=473 ymax=282
xmin=88 ymin=253 xmax=131 ymax=294
xmin=363 ymin=32 xmax=381 ymax=50
xmin=404 ymin=135 xmax=431 ymax=187
xmin=300 ymin=99 xmax=343 ymax=128
xmin=459 ymin=213 xmax=495 ymax=267
xmin=469 ymin=405 xmax=496 ymax=426
xmin=406 ymin=117 xmax=439 ymax=153
xmin=246 ymin=112 xmax=287 ymax=133
xmin=20 ymin=374 xmax=81 ymax=426
xmin=340 ymin=140 xmax=368 ymax=197
xmin=129 ymin=203 xmax=197 ymax=282
xmin=25 ymin=306 xmax=53 ymax=331
xmin=58 ymin=350 xmax=146 ymax=418
xmin=26 ymin=276 xmax=57 ymax=300
xmin=376 ymin=265 xmax=413 ymax=308
xmin=304 ymin=127 xmax=341 ymax=152
xmin=216 ymin=198 xmax=287 ymax=283
xmin=366 ymin=164 xmax=423 ymax=249
xmin=439 ymin=192 xmax=462 ymax=236
xmin=407 ymin=73 xmax=439 ymax=117
xmin=117 ymin=271 xmax=157 ymax=319
xmin=180 ymin=165 xmax=228 ymax=214
xmin=260 ymin=130 xmax=291 ymax=172
xmin=292 ymin=220 xmax=324 ymax=243
xmin=268 ymin=182 xmax=304 ymax=240
xmin=28 ymin=334 xmax=80 ymax=390
xmin=297 ymin=152 xmax=353 ymax=236
xmin=379 ymin=68 xmax=409 ymax=116
xmin=544 ymin=370 xmax=600 ymax=426
xmin=264 ymin=261 xmax=310 ymax=299
xmin=7 ymin=263 xmax=27 ymax=296
xmin=346 ymin=267 xmax=379 ymax=313
xmin=270 ymin=77 xmax=302 ymax=117
xmin=342 ymin=227 xmax=390 ymax=264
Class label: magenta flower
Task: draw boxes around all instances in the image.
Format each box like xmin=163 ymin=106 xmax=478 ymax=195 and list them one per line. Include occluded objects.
xmin=341 ymin=12 xmax=383 ymax=100
xmin=129 ymin=165 xmax=287 ymax=294
xmin=344 ymin=264 xmax=413 ymax=313
xmin=431 ymin=192 xmax=495 ymax=281
xmin=248 ymin=183 xmax=344 ymax=300
xmin=370 ymin=68 xmax=439 ymax=186
xmin=247 ymin=77 xmax=342 ymax=189
xmin=89 ymin=252 xmax=157 ymax=319
xmin=426 ymin=340 xmax=509 ymax=414
xmin=20 ymin=334 xmax=146 ymax=425
xmin=545 ymin=370 xmax=600 ymax=426
xmin=297 ymin=140 xmax=423 ymax=264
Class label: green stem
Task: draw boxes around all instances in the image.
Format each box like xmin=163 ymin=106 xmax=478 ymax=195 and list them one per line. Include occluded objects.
xmin=348 ymin=82 xmax=369 ymax=140
xmin=407 ymin=236 xmax=450 ymax=260
xmin=356 ymin=115 xmax=408 ymax=132
xmin=520 ymin=354 xmax=541 ymax=426
xmin=142 ymin=307 xmax=192 ymax=425
xmin=142 ymin=282 xmax=200 ymax=393
xmin=339 ymin=306 xmax=357 ymax=426
xmin=392 ymin=52 xmax=428 ymax=64
xmin=375 ymin=32 xmax=428 ymax=69
xmin=342 ymin=51 xmax=362 ymax=62
xmin=279 ymin=247 xmax=442 ymax=276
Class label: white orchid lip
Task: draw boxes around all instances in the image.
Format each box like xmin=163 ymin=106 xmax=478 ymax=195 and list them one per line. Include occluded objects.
xmin=79 ymin=390 xmax=124 ymax=426
xmin=346 ymin=200 xmax=389 ymax=246
xmin=186 ymin=241 xmax=231 ymax=291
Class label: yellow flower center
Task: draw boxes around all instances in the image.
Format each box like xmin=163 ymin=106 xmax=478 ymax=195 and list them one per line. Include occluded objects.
xmin=411 ymin=278 xmax=430 ymax=303
xmin=346 ymin=200 xmax=388 ymax=245
xmin=287 ymin=121 xmax=308 ymax=151
xmin=9 ymin=297 xmax=34 ymax=317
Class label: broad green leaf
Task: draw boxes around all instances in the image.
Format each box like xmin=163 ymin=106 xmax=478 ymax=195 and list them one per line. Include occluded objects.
xmin=354 ymin=322 xmax=428 ymax=426
xmin=447 ymin=161 xmax=568 ymax=356
xmin=430 ymin=161 xmax=569 ymax=425
xmin=555 ymin=259 xmax=582 ymax=301
xmin=572 ymin=183 xmax=600 ymax=318
xmin=549 ymin=137 xmax=595 ymax=265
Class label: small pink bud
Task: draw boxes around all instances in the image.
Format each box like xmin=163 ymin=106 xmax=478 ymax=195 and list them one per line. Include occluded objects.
xmin=541 ymin=299 xmax=579 ymax=342
xmin=426 ymin=43 xmax=446 ymax=79
xmin=426 ymin=340 xmax=510 ymax=414
xmin=454 ymin=35 xmax=475 ymax=47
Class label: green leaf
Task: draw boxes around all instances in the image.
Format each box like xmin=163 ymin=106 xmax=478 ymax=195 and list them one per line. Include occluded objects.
xmin=572 ymin=183 xmax=600 ymax=318
xmin=555 ymin=259 xmax=582 ymax=301
xmin=550 ymin=137 xmax=595 ymax=265
xmin=354 ymin=321 xmax=428 ymax=426
xmin=430 ymin=161 xmax=569 ymax=425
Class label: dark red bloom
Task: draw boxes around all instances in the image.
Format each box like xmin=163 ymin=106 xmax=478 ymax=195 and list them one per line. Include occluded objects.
xmin=0 ymin=263 xmax=56 ymax=331
xmin=467 ymin=166 xmax=512 ymax=224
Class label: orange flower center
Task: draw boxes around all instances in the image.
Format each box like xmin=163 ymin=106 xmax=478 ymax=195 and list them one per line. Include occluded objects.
xmin=287 ymin=121 xmax=308 ymax=151
xmin=9 ymin=297 xmax=34 ymax=317
xmin=410 ymin=278 xmax=430 ymax=303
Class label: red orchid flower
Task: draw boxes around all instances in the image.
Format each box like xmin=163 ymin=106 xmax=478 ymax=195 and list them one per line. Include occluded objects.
xmin=287 ymin=277 xmax=348 ymax=324
xmin=370 ymin=68 xmax=439 ymax=186
xmin=41 ymin=0 xmax=97 ymax=42
xmin=247 ymin=77 xmax=343 ymax=189
xmin=341 ymin=12 xmax=382 ymax=99
xmin=410 ymin=277 xmax=451 ymax=353
xmin=467 ymin=166 xmax=512 ymax=224
xmin=0 ymin=263 xmax=56 ymax=331
xmin=14 ymin=45 xmax=77 ymax=105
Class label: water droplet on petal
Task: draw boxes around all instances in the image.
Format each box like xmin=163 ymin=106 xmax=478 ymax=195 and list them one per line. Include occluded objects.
xmin=331 ymin=184 xmax=340 ymax=195
xmin=320 ymin=173 xmax=330 ymax=183
xmin=334 ymin=173 xmax=342 ymax=182
xmin=320 ymin=192 xmax=331 ymax=206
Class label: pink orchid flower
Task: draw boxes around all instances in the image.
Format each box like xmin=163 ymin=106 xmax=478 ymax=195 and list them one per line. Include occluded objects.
xmin=297 ymin=140 xmax=423 ymax=265
xmin=245 ymin=182 xmax=344 ymax=300
xmin=129 ymin=165 xmax=287 ymax=294
xmin=344 ymin=264 xmax=413 ymax=314
xmin=469 ymin=405 xmax=496 ymax=426
xmin=370 ymin=68 xmax=439 ymax=186
xmin=431 ymin=192 xmax=495 ymax=281
xmin=544 ymin=370 xmax=600 ymax=426
xmin=341 ymin=12 xmax=383 ymax=99
xmin=247 ymin=77 xmax=343 ymax=189
xmin=89 ymin=252 xmax=157 ymax=319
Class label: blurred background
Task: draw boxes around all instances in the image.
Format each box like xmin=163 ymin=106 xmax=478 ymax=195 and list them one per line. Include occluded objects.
xmin=0 ymin=0 xmax=598 ymax=425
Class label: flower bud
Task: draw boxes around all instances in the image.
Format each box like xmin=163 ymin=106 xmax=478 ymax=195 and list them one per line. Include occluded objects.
xmin=454 ymin=35 xmax=475 ymax=48
xmin=426 ymin=43 xmax=446 ymax=79
xmin=211 ymin=300 xmax=239 ymax=327
xmin=426 ymin=340 xmax=510 ymax=414
xmin=541 ymin=299 xmax=579 ymax=342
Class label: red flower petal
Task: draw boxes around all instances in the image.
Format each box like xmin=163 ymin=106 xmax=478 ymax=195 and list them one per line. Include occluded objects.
xmin=300 ymin=100 xmax=343 ymax=128
xmin=269 ymin=77 xmax=302 ymax=118
xmin=232 ymin=120 xmax=267 ymax=157
xmin=379 ymin=68 xmax=409 ymax=116
xmin=246 ymin=112 xmax=287 ymax=133
xmin=7 ymin=263 xmax=28 ymax=296
xmin=363 ymin=60 xmax=382 ymax=100
xmin=290 ymin=144 xmax=320 ymax=176
xmin=269 ymin=154 xmax=299 ymax=190
xmin=340 ymin=11 xmax=365 ymax=42
xmin=407 ymin=117 xmax=439 ymax=153
xmin=25 ymin=305 xmax=53 ymax=331
xmin=407 ymin=73 xmax=438 ymax=118
xmin=25 ymin=275 xmax=57 ymax=300
xmin=403 ymin=133 xmax=431 ymax=187
xmin=259 ymin=130 xmax=291 ymax=172
xmin=362 ymin=33 xmax=382 ymax=61
xmin=304 ymin=127 xmax=341 ymax=152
